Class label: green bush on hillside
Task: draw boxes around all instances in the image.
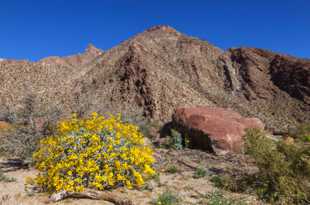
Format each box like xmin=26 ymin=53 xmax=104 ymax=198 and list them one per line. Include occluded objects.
xmin=244 ymin=128 xmax=310 ymax=204
xmin=289 ymin=123 xmax=310 ymax=143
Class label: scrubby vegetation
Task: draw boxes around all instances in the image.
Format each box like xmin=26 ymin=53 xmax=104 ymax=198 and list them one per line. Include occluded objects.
xmin=210 ymin=174 xmax=239 ymax=192
xmin=152 ymin=191 xmax=180 ymax=205
xmin=1 ymin=105 xmax=309 ymax=204
xmin=211 ymin=128 xmax=310 ymax=204
xmin=163 ymin=128 xmax=190 ymax=150
xmin=193 ymin=167 xmax=207 ymax=179
xmin=168 ymin=129 xmax=184 ymax=150
xmin=202 ymin=191 xmax=247 ymax=205
xmin=32 ymin=112 xmax=156 ymax=192
xmin=289 ymin=123 xmax=310 ymax=143
xmin=0 ymin=171 xmax=16 ymax=183
xmin=166 ymin=165 xmax=179 ymax=174
xmin=0 ymin=96 xmax=60 ymax=160
xmin=0 ymin=125 xmax=42 ymax=160
xmin=244 ymin=128 xmax=310 ymax=204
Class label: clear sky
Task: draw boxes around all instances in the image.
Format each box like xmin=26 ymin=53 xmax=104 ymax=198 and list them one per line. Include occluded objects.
xmin=0 ymin=0 xmax=309 ymax=61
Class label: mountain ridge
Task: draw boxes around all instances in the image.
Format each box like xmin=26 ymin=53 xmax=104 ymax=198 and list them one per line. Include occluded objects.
xmin=0 ymin=25 xmax=309 ymax=131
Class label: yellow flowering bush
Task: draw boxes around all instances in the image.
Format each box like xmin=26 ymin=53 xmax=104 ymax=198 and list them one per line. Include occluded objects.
xmin=32 ymin=112 xmax=156 ymax=193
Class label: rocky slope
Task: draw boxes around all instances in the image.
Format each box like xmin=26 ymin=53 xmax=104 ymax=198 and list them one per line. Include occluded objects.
xmin=0 ymin=25 xmax=309 ymax=130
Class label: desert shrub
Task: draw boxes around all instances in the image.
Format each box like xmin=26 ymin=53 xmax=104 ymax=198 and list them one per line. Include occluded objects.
xmin=210 ymin=174 xmax=239 ymax=191
xmin=203 ymin=191 xmax=247 ymax=205
xmin=243 ymin=128 xmax=310 ymax=204
xmin=166 ymin=165 xmax=178 ymax=174
xmin=0 ymin=125 xmax=42 ymax=160
xmin=164 ymin=129 xmax=190 ymax=150
xmin=210 ymin=173 xmax=251 ymax=194
xmin=0 ymin=112 xmax=59 ymax=160
xmin=32 ymin=112 xmax=156 ymax=193
xmin=193 ymin=167 xmax=207 ymax=179
xmin=152 ymin=191 xmax=180 ymax=205
xmin=168 ymin=129 xmax=183 ymax=150
xmin=0 ymin=95 xmax=59 ymax=160
xmin=210 ymin=175 xmax=226 ymax=188
xmin=0 ymin=170 xmax=16 ymax=183
xmin=289 ymin=123 xmax=310 ymax=143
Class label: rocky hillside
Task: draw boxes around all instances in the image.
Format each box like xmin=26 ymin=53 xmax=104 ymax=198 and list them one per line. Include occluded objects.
xmin=0 ymin=25 xmax=309 ymax=130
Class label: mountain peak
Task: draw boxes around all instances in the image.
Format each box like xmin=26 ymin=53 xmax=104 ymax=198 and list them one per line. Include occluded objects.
xmin=145 ymin=25 xmax=180 ymax=35
xmin=85 ymin=44 xmax=103 ymax=56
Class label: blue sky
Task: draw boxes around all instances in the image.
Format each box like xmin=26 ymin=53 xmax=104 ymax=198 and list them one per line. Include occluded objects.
xmin=0 ymin=0 xmax=309 ymax=61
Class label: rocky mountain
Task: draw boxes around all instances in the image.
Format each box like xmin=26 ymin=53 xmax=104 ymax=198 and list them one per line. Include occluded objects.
xmin=0 ymin=25 xmax=309 ymax=130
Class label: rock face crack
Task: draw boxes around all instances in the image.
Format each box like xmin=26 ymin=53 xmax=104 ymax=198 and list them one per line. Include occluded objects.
xmin=116 ymin=44 xmax=156 ymax=118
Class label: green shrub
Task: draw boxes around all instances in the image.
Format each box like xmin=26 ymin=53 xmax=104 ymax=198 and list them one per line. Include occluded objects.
xmin=244 ymin=128 xmax=310 ymax=204
xmin=210 ymin=173 xmax=254 ymax=195
xmin=168 ymin=129 xmax=183 ymax=150
xmin=193 ymin=167 xmax=207 ymax=179
xmin=166 ymin=165 xmax=178 ymax=174
xmin=289 ymin=123 xmax=310 ymax=143
xmin=152 ymin=191 xmax=180 ymax=205
xmin=210 ymin=175 xmax=235 ymax=190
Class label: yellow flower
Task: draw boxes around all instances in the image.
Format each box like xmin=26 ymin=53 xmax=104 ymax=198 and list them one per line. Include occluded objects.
xmin=32 ymin=113 xmax=156 ymax=192
xmin=144 ymin=164 xmax=156 ymax=176
xmin=115 ymin=160 xmax=121 ymax=170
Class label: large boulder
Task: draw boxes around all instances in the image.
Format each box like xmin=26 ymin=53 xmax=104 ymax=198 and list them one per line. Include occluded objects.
xmin=172 ymin=106 xmax=265 ymax=153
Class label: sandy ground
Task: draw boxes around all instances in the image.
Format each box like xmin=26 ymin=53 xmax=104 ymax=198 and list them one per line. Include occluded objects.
xmin=0 ymin=169 xmax=215 ymax=205
xmin=0 ymin=149 xmax=263 ymax=205
xmin=0 ymin=169 xmax=115 ymax=205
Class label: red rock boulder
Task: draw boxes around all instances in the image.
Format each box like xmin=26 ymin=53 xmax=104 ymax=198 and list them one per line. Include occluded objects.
xmin=172 ymin=106 xmax=265 ymax=153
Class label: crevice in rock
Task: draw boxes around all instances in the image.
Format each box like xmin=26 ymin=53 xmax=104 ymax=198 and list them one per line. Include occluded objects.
xmin=116 ymin=44 xmax=156 ymax=118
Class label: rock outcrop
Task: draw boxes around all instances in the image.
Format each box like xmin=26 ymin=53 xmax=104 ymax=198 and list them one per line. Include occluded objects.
xmin=172 ymin=106 xmax=265 ymax=153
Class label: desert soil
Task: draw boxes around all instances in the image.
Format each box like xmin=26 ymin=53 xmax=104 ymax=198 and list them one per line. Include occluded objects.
xmin=0 ymin=149 xmax=263 ymax=205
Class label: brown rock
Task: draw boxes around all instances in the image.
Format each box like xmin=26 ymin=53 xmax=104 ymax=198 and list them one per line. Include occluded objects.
xmin=173 ymin=106 xmax=265 ymax=153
